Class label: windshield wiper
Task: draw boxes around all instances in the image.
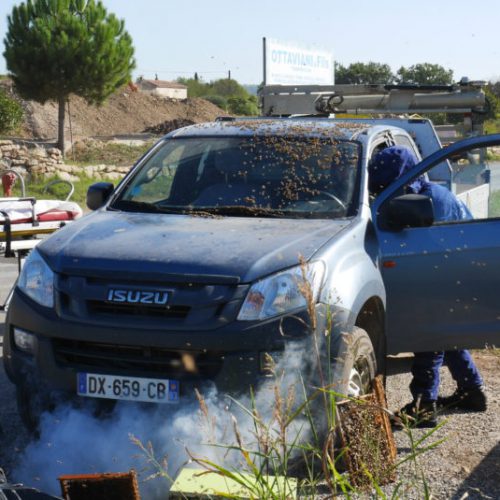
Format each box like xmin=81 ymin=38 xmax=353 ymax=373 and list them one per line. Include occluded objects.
xmin=112 ymin=200 xmax=190 ymax=214
xmin=112 ymin=200 xmax=286 ymax=218
xmin=194 ymin=205 xmax=285 ymax=217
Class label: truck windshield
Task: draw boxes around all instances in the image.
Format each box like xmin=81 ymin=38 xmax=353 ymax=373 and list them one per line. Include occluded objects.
xmin=112 ymin=136 xmax=361 ymax=219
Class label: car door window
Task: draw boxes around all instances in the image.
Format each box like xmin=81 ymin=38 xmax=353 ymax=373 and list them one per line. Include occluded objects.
xmin=374 ymin=136 xmax=500 ymax=354
xmin=450 ymin=145 xmax=500 ymax=220
xmin=394 ymin=134 xmax=419 ymax=158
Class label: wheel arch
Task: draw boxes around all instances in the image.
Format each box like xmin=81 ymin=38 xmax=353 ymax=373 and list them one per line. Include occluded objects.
xmin=354 ymin=296 xmax=386 ymax=374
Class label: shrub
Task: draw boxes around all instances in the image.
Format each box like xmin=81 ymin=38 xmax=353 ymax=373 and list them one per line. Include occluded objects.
xmin=0 ymin=88 xmax=23 ymax=134
xmin=204 ymin=94 xmax=228 ymax=110
xmin=227 ymin=96 xmax=259 ymax=116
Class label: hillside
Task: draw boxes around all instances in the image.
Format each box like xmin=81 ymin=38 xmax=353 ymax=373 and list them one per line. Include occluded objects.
xmin=0 ymin=80 xmax=225 ymax=140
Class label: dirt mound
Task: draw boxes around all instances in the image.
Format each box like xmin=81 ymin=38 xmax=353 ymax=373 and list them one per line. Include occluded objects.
xmin=143 ymin=118 xmax=196 ymax=135
xmin=0 ymin=79 xmax=224 ymax=140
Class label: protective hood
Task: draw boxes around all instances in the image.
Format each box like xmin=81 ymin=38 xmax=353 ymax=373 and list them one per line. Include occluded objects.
xmin=369 ymin=145 xmax=428 ymax=194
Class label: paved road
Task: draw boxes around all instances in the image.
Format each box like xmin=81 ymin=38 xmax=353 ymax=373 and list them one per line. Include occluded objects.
xmin=0 ymin=259 xmax=28 ymax=479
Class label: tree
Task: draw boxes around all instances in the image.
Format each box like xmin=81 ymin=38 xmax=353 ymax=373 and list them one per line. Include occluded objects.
xmin=335 ymin=62 xmax=395 ymax=84
xmin=488 ymin=80 xmax=500 ymax=100
xmin=204 ymin=94 xmax=227 ymax=111
xmin=227 ymin=96 xmax=259 ymax=116
xmin=484 ymin=85 xmax=500 ymax=120
xmin=177 ymin=77 xmax=207 ymax=97
xmin=396 ymin=63 xmax=454 ymax=85
xmin=210 ymin=78 xmax=248 ymax=98
xmin=4 ymin=0 xmax=135 ymax=153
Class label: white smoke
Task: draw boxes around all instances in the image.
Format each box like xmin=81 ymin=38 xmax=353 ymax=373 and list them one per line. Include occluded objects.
xmin=13 ymin=341 xmax=318 ymax=499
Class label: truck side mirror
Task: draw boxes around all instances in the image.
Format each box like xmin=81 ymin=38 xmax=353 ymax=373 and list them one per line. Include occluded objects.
xmin=86 ymin=182 xmax=114 ymax=210
xmin=384 ymin=194 xmax=435 ymax=230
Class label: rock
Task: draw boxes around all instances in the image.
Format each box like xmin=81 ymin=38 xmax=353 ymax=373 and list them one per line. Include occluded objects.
xmin=11 ymin=159 xmax=27 ymax=166
xmin=56 ymin=171 xmax=79 ymax=182
xmin=104 ymin=172 xmax=125 ymax=181
xmin=32 ymin=148 xmax=48 ymax=158
xmin=57 ymin=164 xmax=75 ymax=173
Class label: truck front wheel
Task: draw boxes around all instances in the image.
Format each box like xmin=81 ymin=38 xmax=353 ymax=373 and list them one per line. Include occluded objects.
xmin=330 ymin=326 xmax=377 ymax=400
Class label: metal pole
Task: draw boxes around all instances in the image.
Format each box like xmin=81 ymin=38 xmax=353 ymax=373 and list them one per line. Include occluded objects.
xmin=262 ymin=37 xmax=267 ymax=85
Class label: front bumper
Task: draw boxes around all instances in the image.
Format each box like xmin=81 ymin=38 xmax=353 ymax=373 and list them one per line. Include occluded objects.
xmin=4 ymin=289 xmax=342 ymax=399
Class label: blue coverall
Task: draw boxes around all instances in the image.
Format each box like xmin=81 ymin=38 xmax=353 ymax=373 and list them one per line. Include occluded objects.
xmin=369 ymin=146 xmax=484 ymax=402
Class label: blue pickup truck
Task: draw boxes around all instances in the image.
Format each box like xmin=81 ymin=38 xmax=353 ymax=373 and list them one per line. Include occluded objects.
xmin=3 ymin=116 xmax=500 ymax=430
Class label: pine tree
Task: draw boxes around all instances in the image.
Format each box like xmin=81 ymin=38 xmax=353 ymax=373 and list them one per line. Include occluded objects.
xmin=3 ymin=0 xmax=135 ymax=153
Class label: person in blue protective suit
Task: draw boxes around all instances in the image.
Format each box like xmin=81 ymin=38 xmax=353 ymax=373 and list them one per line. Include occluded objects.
xmin=369 ymin=145 xmax=487 ymax=428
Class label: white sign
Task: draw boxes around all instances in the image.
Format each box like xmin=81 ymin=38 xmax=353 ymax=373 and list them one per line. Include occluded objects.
xmin=264 ymin=38 xmax=334 ymax=85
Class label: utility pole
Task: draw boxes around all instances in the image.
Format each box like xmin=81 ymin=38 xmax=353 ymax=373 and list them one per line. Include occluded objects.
xmin=228 ymin=70 xmax=231 ymax=80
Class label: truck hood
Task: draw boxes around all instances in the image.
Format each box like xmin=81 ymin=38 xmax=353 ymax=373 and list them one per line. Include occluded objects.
xmin=39 ymin=210 xmax=351 ymax=283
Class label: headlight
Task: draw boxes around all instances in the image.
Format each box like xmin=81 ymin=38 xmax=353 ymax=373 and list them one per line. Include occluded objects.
xmin=238 ymin=261 xmax=325 ymax=321
xmin=17 ymin=248 xmax=54 ymax=308
xmin=13 ymin=327 xmax=36 ymax=354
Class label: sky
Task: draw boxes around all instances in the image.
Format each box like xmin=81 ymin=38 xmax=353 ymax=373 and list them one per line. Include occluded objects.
xmin=0 ymin=0 xmax=499 ymax=84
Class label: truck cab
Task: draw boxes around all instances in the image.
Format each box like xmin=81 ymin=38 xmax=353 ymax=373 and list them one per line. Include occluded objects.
xmin=4 ymin=89 xmax=500 ymax=430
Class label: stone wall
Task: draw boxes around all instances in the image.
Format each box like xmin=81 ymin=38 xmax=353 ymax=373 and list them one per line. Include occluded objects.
xmin=0 ymin=140 xmax=128 ymax=181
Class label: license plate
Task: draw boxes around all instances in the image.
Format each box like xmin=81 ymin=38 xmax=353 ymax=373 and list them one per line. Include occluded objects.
xmin=77 ymin=373 xmax=179 ymax=404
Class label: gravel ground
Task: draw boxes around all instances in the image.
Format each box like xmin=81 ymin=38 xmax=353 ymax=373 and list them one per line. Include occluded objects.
xmin=384 ymin=352 xmax=500 ymax=499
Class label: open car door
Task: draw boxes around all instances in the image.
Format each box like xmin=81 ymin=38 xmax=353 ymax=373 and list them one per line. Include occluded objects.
xmin=373 ymin=134 xmax=500 ymax=354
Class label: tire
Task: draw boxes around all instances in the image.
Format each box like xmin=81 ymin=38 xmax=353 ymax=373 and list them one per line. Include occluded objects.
xmin=320 ymin=327 xmax=377 ymax=475
xmin=329 ymin=326 xmax=377 ymax=400
xmin=289 ymin=328 xmax=377 ymax=478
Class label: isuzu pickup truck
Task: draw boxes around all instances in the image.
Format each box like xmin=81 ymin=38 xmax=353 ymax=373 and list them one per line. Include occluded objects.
xmin=4 ymin=85 xmax=500 ymax=430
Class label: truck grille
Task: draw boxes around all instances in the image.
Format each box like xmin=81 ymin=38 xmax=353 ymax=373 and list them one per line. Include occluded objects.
xmin=87 ymin=301 xmax=190 ymax=319
xmin=53 ymin=339 xmax=224 ymax=380
xmin=56 ymin=275 xmax=248 ymax=330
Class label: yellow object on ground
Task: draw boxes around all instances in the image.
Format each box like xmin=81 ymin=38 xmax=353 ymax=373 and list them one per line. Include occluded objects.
xmin=170 ymin=467 xmax=298 ymax=499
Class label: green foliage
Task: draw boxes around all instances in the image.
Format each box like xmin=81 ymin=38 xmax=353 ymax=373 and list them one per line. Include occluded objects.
xmin=211 ymin=78 xmax=248 ymax=98
xmin=204 ymin=94 xmax=228 ymax=110
xmin=227 ymin=95 xmax=259 ymax=115
xmin=484 ymin=85 xmax=500 ymax=120
xmin=490 ymin=191 xmax=500 ymax=218
xmin=9 ymin=172 xmax=112 ymax=207
xmin=177 ymin=77 xmax=209 ymax=98
xmin=177 ymin=77 xmax=259 ymax=115
xmin=487 ymin=80 xmax=500 ymax=99
xmin=4 ymin=0 xmax=135 ymax=149
xmin=0 ymin=88 xmax=23 ymax=134
xmin=4 ymin=0 xmax=135 ymax=104
xmin=484 ymin=118 xmax=500 ymax=134
xmin=335 ymin=62 xmax=395 ymax=84
xmin=396 ymin=63 xmax=454 ymax=85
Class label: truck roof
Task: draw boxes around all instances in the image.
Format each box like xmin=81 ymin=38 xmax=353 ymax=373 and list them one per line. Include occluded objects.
xmin=168 ymin=118 xmax=371 ymax=141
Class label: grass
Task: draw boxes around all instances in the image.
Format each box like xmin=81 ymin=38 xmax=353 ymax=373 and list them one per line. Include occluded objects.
xmin=7 ymin=172 xmax=118 ymax=207
xmin=131 ymin=267 xmax=444 ymax=499
xmin=484 ymin=118 xmax=500 ymax=135
xmin=489 ymin=190 xmax=500 ymax=218
xmin=66 ymin=140 xmax=154 ymax=167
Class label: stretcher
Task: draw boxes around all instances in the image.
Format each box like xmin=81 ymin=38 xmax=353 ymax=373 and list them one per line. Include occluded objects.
xmin=1 ymin=169 xmax=83 ymax=310
xmin=0 ymin=197 xmax=82 ymax=256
